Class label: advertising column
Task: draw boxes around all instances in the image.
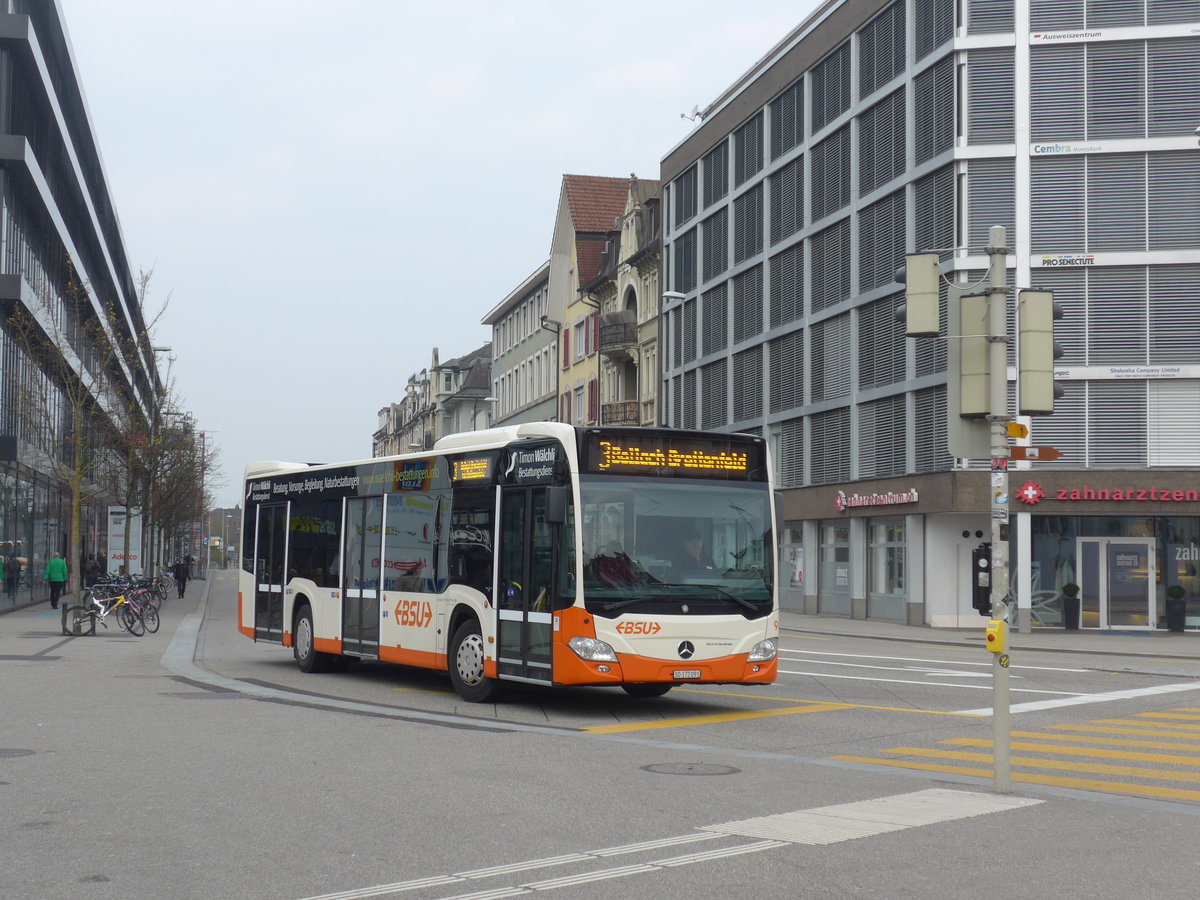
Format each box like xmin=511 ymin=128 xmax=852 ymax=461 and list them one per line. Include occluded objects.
xmin=106 ymin=507 xmax=143 ymax=575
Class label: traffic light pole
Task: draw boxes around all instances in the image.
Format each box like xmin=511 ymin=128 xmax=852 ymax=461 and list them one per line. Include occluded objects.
xmin=985 ymin=226 xmax=1011 ymax=794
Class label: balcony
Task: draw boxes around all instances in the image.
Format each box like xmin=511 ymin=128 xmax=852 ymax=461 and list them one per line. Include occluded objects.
xmin=599 ymin=312 xmax=637 ymax=360
xmin=601 ymin=399 xmax=639 ymax=426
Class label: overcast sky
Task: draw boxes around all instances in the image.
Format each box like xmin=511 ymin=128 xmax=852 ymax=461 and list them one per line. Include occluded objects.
xmin=61 ymin=0 xmax=821 ymax=510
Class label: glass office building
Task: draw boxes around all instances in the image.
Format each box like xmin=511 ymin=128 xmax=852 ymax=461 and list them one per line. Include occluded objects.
xmin=660 ymin=0 xmax=1200 ymax=631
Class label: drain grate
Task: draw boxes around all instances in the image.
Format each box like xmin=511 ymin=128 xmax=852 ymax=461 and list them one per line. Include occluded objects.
xmin=641 ymin=763 xmax=740 ymax=776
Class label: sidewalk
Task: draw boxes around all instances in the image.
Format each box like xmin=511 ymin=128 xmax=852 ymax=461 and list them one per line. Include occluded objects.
xmin=780 ymin=609 xmax=1200 ymax=661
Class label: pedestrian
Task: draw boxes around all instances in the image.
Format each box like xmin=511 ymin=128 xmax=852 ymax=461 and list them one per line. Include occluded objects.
xmin=44 ymin=552 xmax=67 ymax=610
xmin=4 ymin=555 xmax=17 ymax=598
xmin=84 ymin=554 xmax=98 ymax=587
xmin=173 ymin=556 xmax=189 ymax=599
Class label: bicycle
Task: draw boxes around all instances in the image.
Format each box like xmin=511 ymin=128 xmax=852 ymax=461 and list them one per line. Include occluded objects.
xmin=122 ymin=586 xmax=160 ymax=634
xmin=61 ymin=591 xmax=143 ymax=636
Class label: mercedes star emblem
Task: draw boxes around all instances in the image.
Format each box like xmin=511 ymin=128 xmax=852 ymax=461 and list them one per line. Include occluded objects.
xmin=678 ymin=641 xmax=695 ymax=659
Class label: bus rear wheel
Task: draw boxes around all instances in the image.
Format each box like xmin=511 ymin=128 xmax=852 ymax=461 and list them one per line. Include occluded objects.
xmin=448 ymin=619 xmax=504 ymax=703
xmin=294 ymin=606 xmax=333 ymax=673
xmin=622 ymin=683 xmax=672 ymax=698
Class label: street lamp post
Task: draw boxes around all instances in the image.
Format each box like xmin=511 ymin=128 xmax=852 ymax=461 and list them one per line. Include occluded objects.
xmin=471 ymin=396 xmax=498 ymax=431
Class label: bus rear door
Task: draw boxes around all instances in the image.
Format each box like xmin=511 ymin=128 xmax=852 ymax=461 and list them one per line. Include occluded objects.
xmin=342 ymin=496 xmax=382 ymax=658
xmin=254 ymin=502 xmax=287 ymax=643
xmin=496 ymin=485 xmax=554 ymax=684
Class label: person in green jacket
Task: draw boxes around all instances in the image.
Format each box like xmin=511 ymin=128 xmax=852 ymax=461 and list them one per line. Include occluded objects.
xmin=44 ymin=552 xmax=67 ymax=610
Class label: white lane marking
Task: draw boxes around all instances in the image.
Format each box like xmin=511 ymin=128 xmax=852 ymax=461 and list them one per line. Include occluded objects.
xmin=779 ymin=668 xmax=1081 ymax=695
xmin=704 ymin=788 xmax=1042 ymax=845
xmin=957 ymin=679 xmax=1200 ymax=715
xmin=780 ymin=657 xmax=1012 ymax=679
xmin=297 ymin=789 xmax=1040 ymax=900
xmin=782 ymin=648 xmax=1088 ymax=673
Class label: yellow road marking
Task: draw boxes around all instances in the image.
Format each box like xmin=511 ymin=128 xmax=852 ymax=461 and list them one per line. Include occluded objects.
xmin=1048 ymin=723 xmax=1200 ymax=739
xmin=880 ymin=747 xmax=1200 ymax=783
xmin=675 ymin=687 xmax=983 ymax=717
xmin=1134 ymin=712 xmax=1200 ymax=721
xmin=828 ymin=756 xmax=1200 ymax=803
xmin=1082 ymin=718 xmax=1200 ymax=731
xmin=944 ymin=737 xmax=1200 ymax=766
xmin=1007 ymin=730 xmax=1200 ymax=752
xmin=584 ymin=702 xmax=847 ymax=734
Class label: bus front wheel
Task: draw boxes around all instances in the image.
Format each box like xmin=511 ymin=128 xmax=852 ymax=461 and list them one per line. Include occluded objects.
xmin=295 ymin=606 xmax=333 ymax=674
xmin=448 ymin=619 xmax=504 ymax=703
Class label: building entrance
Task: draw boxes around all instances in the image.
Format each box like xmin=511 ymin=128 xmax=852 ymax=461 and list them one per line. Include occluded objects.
xmin=1077 ymin=538 xmax=1156 ymax=630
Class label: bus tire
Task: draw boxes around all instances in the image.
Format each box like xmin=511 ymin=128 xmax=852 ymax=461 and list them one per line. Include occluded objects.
xmin=294 ymin=605 xmax=333 ymax=674
xmin=448 ymin=619 xmax=504 ymax=703
xmin=622 ymin=683 xmax=672 ymax=698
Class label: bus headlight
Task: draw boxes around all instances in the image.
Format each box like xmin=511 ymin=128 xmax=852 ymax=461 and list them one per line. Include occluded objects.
xmin=568 ymin=636 xmax=618 ymax=662
xmin=747 ymin=638 xmax=777 ymax=662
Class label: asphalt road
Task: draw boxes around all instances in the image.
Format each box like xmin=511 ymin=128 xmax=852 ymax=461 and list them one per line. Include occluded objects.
xmin=5 ymin=571 xmax=1200 ymax=899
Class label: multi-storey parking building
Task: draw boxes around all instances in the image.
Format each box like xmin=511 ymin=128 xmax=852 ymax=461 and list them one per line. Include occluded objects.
xmin=659 ymin=0 xmax=1200 ymax=631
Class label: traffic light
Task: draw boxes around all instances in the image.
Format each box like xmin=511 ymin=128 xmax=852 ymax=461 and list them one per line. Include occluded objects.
xmin=898 ymin=253 xmax=940 ymax=338
xmin=1017 ymin=290 xmax=1062 ymax=415
xmin=945 ymin=285 xmax=991 ymax=458
xmin=958 ymin=291 xmax=990 ymax=419
xmin=971 ymin=543 xmax=992 ymax=616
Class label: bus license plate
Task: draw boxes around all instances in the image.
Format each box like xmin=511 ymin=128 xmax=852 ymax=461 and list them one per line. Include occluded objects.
xmin=673 ymin=669 xmax=701 ymax=680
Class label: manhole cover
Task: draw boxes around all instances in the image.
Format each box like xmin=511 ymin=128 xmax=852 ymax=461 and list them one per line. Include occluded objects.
xmin=641 ymin=763 xmax=740 ymax=776
xmin=0 ymin=749 xmax=35 ymax=759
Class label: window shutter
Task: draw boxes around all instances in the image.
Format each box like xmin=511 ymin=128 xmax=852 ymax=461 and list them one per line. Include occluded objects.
xmin=811 ymin=219 xmax=850 ymax=313
xmin=1149 ymin=380 xmax=1200 ymax=466
xmin=809 ymin=407 xmax=851 ymax=484
xmin=769 ymin=328 xmax=804 ymax=413
xmin=1149 ymin=152 xmax=1200 ymax=249
xmin=858 ymin=2 xmax=904 ymax=100
xmin=562 ymin=329 xmax=570 ymax=367
xmin=769 ymin=157 xmax=803 ymax=245
xmin=1087 ymin=153 xmax=1146 ymax=251
xmin=811 ymin=125 xmax=850 ymax=221
xmin=702 ymin=208 xmax=729 ymax=283
xmin=1087 ymin=42 xmax=1146 ymax=140
xmin=702 ymin=140 xmax=729 ymax=209
xmin=770 ymin=78 xmax=804 ymax=160
xmin=914 ymin=386 xmax=951 ymax=474
xmin=701 ymin=283 xmax=728 ymax=356
xmin=777 ymin=417 xmax=804 ymax=488
xmin=734 ymin=112 xmax=765 ymax=187
xmin=769 ymin=242 xmax=804 ymax=327
xmin=967 ymin=0 xmax=1014 ymax=33
xmin=733 ymin=346 xmax=763 ymax=422
xmin=858 ymin=395 xmax=906 ymax=479
xmin=858 ymin=90 xmax=905 ymax=197
xmin=859 ymin=294 xmax=906 ymax=389
xmin=1150 ymin=265 xmax=1200 ymax=364
xmin=587 ymin=378 xmax=598 ymax=422
xmin=732 ymin=264 xmax=764 ymax=344
xmin=858 ymin=189 xmax=905 ymax=293
xmin=914 ymin=57 xmax=954 ymax=163
xmin=683 ymin=298 xmax=698 ymax=364
xmin=966 ymin=158 xmax=1015 ymax=249
xmin=1031 ymin=156 xmax=1085 ymax=252
xmin=700 ymin=359 xmax=728 ymax=430
xmin=811 ymin=314 xmax=851 ymax=402
xmin=734 ymin=183 xmax=764 ymax=262
xmin=811 ymin=42 xmax=850 ymax=132
xmin=967 ymin=48 xmax=1015 ymax=144
xmin=915 ymin=0 xmax=954 ymax=60
xmin=1032 ymin=45 xmax=1085 ymax=141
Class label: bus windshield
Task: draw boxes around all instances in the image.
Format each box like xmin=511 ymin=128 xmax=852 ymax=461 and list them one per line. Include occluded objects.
xmin=573 ymin=475 xmax=774 ymax=619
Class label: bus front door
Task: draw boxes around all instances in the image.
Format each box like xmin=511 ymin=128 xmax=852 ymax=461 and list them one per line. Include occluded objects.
xmin=254 ymin=503 xmax=287 ymax=643
xmin=497 ymin=486 xmax=554 ymax=684
xmin=343 ymin=496 xmax=382 ymax=658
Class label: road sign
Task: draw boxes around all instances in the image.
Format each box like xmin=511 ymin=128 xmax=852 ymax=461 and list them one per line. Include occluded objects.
xmin=1010 ymin=445 xmax=1062 ymax=461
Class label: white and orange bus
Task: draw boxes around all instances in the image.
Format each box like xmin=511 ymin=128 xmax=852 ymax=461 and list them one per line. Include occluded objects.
xmin=238 ymin=423 xmax=778 ymax=701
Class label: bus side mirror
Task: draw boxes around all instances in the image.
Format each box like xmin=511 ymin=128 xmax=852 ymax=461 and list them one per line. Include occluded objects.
xmin=545 ymin=486 xmax=567 ymax=525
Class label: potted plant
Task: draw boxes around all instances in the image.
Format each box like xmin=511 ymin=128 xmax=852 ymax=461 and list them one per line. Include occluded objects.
xmin=1166 ymin=584 xmax=1187 ymax=632
xmin=1061 ymin=583 xmax=1080 ymax=630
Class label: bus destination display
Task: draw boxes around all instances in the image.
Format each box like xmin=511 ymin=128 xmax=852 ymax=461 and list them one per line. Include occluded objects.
xmin=581 ymin=431 xmax=764 ymax=480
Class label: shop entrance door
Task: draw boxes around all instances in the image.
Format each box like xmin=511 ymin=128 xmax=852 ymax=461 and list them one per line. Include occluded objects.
xmin=1077 ymin=538 xmax=1156 ymax=630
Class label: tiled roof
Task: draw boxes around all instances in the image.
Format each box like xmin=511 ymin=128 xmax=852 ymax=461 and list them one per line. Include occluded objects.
xmin=575 ymin=236 xmax=608 ymax=286
xmin=562 ymin=174 xmax=632 ymax=233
